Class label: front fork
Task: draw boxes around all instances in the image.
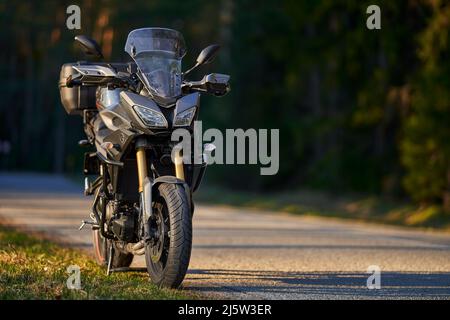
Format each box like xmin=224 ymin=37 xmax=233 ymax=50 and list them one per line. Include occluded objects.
xmin=135 ymin=138 xmax=185 ymax=240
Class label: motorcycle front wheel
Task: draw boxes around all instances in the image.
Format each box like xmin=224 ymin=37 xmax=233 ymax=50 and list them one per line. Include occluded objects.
xmin=145 ymin=183 xmax=192 ymax=288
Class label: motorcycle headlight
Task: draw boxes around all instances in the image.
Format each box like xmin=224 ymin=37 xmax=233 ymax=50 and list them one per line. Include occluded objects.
xmin=174 ymin=107 xmax=196 ymax=127
xmin=133 ymin=105 xmax=168 ymax=128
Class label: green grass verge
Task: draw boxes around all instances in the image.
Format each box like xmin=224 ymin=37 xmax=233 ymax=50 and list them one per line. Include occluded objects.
xmin=196 ymin=185 xmax=450 ymax=230
xmin=0 ymin=225 xmax=195 ymax=300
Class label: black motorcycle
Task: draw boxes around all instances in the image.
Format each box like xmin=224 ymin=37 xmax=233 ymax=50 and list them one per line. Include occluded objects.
xmin=58 ymin=28 xmax=230 ymax=288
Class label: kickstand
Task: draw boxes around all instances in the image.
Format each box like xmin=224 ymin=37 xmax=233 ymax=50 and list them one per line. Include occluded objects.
xmin=106 ymin=243 xmax=114 ymax=276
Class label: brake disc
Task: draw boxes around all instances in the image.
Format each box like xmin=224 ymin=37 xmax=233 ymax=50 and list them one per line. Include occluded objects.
xmin=150 ymin=206 xmax=166 ymax=263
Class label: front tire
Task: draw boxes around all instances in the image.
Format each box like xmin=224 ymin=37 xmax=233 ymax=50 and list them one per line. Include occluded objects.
xmin=145 ymin=183 xmax=192 ymax=288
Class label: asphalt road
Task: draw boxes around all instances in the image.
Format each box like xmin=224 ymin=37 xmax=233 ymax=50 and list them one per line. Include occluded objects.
xmin=1 ymin=172 xmax=450 ymax=299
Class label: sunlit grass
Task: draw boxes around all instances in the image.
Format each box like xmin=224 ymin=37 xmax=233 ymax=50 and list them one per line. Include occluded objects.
xmin=0 ymin=225 xmax=195 ymax=300
xmin=196 ymin=185 xmax=450 ymax=230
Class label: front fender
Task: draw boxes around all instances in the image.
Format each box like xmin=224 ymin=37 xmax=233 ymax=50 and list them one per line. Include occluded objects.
xmin=151 ymin=175 xmax=193 ymax=215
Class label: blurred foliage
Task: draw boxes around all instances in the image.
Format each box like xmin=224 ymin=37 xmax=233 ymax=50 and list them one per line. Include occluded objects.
xmin=0 ymin=0 xmax=449 ymax=210
xmin=401 ymin=0 xmax=450 ymax=208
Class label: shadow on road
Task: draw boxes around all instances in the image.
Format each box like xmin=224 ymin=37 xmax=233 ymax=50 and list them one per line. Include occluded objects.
xmin=186 ymin=269 xmax=450 ymax=299
xmin=193 ymin=244 xmax=450 ymax=251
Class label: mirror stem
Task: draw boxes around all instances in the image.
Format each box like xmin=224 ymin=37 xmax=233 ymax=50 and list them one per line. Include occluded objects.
xmin=182 ymin=63 xmax=199 ymax=77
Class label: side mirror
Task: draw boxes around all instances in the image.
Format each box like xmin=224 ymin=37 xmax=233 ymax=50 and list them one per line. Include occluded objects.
xmin=184 ymin=44 xmax=220 ymax=76
xmin=74 ymin=35 xmax=104 ymax=59
xmin=196 ymin=44 xmax=221 ymax=65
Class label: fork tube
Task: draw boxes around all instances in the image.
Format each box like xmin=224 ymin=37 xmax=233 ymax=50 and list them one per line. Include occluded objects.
xmin=136 ymin=147 xmax=148 ymax=192
xmin=174 ymin=147 xmax=185 ymax=180
xmin=136 ymin=139 xmax=152 ymax=240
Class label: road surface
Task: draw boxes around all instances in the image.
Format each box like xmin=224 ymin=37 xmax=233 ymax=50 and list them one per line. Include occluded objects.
xmin=0 ymin=172 xmax=449 ymax=299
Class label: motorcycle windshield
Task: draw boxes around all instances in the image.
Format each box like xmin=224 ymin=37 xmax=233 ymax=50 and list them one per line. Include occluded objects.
xmin=125 ymin=28 xmax=186 ymax=99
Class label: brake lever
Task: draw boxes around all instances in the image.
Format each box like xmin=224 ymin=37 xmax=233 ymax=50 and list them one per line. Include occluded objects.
xmin=181 ymin=79 xmax=207 ymax=94
xmin=182 ymin=74 xmax=230 ymax=96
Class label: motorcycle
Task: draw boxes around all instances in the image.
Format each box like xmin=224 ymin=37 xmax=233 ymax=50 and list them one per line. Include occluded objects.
xmin=58 ymin=28 xmax=230 ymax=288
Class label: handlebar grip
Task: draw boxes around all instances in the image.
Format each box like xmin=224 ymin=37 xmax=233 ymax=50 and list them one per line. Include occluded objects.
xmin=66 ymin=75 xmax=81 ymax=87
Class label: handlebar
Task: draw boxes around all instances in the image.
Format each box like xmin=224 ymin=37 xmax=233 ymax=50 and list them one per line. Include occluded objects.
xmin=67 ymin=71 xmax=230 ymax=97
xmin=66 ymin=73 xmax=137 ymax=91
xmin=182 ymin=73 xmax=230 ymax=96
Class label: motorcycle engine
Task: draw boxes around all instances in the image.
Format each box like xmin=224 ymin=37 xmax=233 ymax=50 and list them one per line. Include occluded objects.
xmin=111 ymin=213 xmax=136 ymax=242
xmin=107 ymin=202 xmax=136 ymax=242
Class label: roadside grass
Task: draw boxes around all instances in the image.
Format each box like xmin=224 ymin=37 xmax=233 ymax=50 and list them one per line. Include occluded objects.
xmin=196 ymin=185 xmax=450 ymax=230
xmin=0 ymin=225 xmax=195 ymax=300
xmin=67 ymin=174 xmax=450 ymax=229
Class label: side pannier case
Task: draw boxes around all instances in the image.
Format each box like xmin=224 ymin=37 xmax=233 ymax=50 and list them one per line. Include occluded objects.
xmin=58 ymin=63 xmax=97 ymax=115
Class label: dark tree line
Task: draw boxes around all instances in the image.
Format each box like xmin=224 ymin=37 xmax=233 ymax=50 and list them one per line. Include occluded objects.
xmin=0 ymin=0 xmax=449 ymax=211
